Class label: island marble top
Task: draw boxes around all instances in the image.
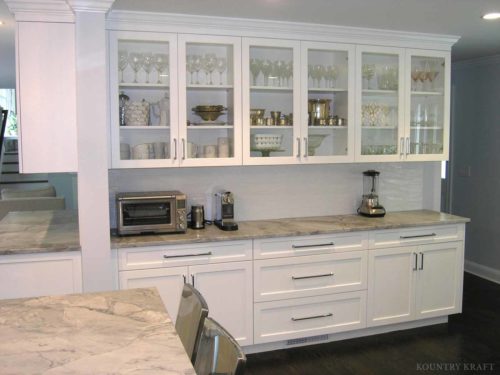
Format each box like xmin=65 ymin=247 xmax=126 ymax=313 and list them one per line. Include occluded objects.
xmin=0 ymin=288 xmax=195 ymax=375
xmin=112 ymin=209 xmax=470 ymax=248
xmin=0 ymin=210 xmax=80 ymax=256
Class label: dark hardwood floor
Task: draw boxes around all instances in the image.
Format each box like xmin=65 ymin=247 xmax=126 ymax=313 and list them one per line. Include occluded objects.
xmin=246 ymin=273 xmax=500 ymax=375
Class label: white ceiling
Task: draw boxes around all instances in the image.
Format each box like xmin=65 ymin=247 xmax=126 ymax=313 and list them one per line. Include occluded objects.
xmin=1 ymin=0 xmax=500 ymax=87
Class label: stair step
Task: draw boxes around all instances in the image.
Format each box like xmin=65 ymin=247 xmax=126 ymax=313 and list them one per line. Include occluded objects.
xmin=0 ymin=173 xmax=48 ymax=183
xmin=2 ymin=154 xmax=19 ymax=163
xmin=1 ymin=164 xmax=19 ymax=173
xmin=2 ymin=161 xmax=18 ymax=165
xmin=0 ymin=181 xmax=50 ymax=190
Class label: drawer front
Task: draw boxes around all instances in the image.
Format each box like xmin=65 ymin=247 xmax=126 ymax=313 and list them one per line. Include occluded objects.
xmin=118 ymin=240 xmax=253 ymax=271
xmin=254 ymin=232 xmax=368 ymax=260
xmin=369 ymin=224 xmax=464 ymax=249
xmin=254 ymin=291 xmax=366 ymax=344
xmin=254 ymin=251 xmax=367 ymax=302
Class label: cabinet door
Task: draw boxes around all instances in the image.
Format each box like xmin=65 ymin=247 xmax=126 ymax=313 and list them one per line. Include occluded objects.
xmin=16 ymin=22 xmax=77 ymax=173
xmin=0 ymin=252 xmax=82 ymax=299
xmin=367 ymin=246 xmax=416 ymax=327
xmin=415 ymin=242 xmax=463 ymax=319
xmin=355 ymin=45 xmax=405 ymax=162
xmin=405 ymin=49 xmax=450 ymax=161
xmin=119 ymin=266 xmax=186 ymax=323
xmin=109 ymin=31 xmax=178 ymax=168
xmin=242 ymin=38 xmax=301 ymax=165
xmin=190 ymin=261 xmax=253 ymax=346
xmin=178 ymin=34 xmax=242 ymax=166
xmin=300 ymin=41 xmax=355 ymax=163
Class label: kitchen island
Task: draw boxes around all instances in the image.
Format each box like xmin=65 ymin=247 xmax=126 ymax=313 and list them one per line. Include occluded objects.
xmin=0 ymin=288 xmax=195 ymax=374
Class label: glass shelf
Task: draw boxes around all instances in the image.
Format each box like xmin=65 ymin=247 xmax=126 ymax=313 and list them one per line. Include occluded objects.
xmin=120 ymin=126 xmax=170 ymax=130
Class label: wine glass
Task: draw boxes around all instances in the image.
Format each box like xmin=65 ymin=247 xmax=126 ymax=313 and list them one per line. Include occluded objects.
xmin=186 ymin=55 xmax=195 ymax=84
xmin=362 ymin=64 xmax=375 ymax=89
xmin=326 ymin=65 xmax=339 ymax=88
xmin=192 ymin=55 xmax=202 ymax=85
xmin=284 ymin=61 xmax=293 ymax=87
xmin=411 ymin=66 xmax=422 ymax=91
xmin=202 ymin=53 xmax=217 ymax=85
xmin=424 ymin=61 xmax=439 ymax=91
xmin=272 ymin=60 xmax=285 ymax=86
xmin=216 ymin=57 xmax=227 ymax=85
xmin=312 ymin=65 xmax=325 ymax=88
xmin=118 ymin=50 xmax=128 ymax=83
xmin=142 ymin=52 xmax=153 ymax=84
xmin=154 ymin=53 xmax=168 ymax=84
xmin=261 ymin=59 xmax=273 ymax=86
xmin=128 ymin=52 xmax=144 ymax=83
xmin=249 ymin=58 xmax=263 ymax=86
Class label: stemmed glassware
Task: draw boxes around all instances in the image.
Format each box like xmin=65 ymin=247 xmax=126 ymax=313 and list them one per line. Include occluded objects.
xmin=142 ymin=52 xmax=153 ymax=84
xmin=424 ymin=61 xmax=439 ymax=91
xmin=192 ymin=55 xmax=202 ymax=85
xmin=216 ymin=57 xmax=227 ymax=85
xmin=186 ymin=55 xmax=195 ymax=84
xmin=362 ymin=64 xmax=375 ymax=89
xmin=312 ymin=65 xmax=325 ymax=88
xmin=128 ymin=52 xmax=144 ymax=83
xmin=326 ymin=65 xmax=339 ymax=88
xmin=261 ymin=59 xmax=273 ymax=86
xmin=118 ymin=50 xmax=128 ymax=83
xmin=250 ymin=58 xmax=263 ymax=86
xmin=154 ymin=53 xmax=169 ymax=84
xmin=284 ymin=61 xmax=293 ymax=87
xmin=411 ymin=66 xmax=422 ymax=91
xmin=202 ymin=53 xmax=217 ymax=85
xmin=272 ymin=60 xmax=285 ymax=86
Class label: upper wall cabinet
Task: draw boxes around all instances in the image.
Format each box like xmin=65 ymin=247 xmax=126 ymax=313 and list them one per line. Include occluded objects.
xmin=109 ymin=31 xmax=178 ymax=169
xmin=354 ymin=46 xmax=450 ymax=162
xmin=16 ymin=22 xmax=78 ymax=173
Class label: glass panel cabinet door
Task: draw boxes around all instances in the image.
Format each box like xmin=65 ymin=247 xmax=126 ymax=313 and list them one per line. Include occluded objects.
xmin=178 ymin=35 xmax=242 ymax=166
xmin=242 ymin=38 xmax=300 ymax=164
xmin=406 ymin=50 xmax=449 ymax=160
xmin=301 ymin=42 xmax=355 ymax=163
xmin=355 ymin=46 xmax=405 ymax=162
xmin=109 ymin=31 xmax=178 ymax=168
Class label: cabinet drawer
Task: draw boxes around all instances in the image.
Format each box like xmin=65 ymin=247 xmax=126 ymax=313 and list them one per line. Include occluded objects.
xmin=118 ymin=240 xmax=252 ymax=271
xmin=369 ymin=225 xmax=464 ymax=249
xmin=254 ymin=251 xmax=367 ymax=302
xmin=254 ymin=232 xmax=368 ymax=259
xmin=254 ymin=291 xmax=366 ymax=344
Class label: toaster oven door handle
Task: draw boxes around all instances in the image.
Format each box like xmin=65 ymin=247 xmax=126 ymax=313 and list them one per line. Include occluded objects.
xmin=163 ymin=251 xmax=212 ymax=259
xmin=292 ymin=242 xmax=334 ymax=249
xmin=118 ymin=195 xmax=178 ymax=201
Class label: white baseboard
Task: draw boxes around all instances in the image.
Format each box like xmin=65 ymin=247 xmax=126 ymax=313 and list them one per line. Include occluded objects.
xmin=465 ymin=260 xmax=500 ymax=285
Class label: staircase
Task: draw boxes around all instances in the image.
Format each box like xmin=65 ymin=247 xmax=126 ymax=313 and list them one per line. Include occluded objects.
xmin=0 ymin=151 xmax=49 ymax=191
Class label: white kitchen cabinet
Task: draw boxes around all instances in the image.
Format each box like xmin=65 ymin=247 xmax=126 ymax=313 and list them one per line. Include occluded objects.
xmin=16 ymin=22 xmax=77 ymax=173
xmin=0 ymin=252 xmax=82 ymax=299
xmin=117 ymin=240 xmax=253 ymax=345
xmin=367 ymin=240 xmax=463 ymax=327
xmin=242 ymin=38 xmax=301 ymax=165
xmin=355 ymin=46 xmax=451 ymax=162
xmin=109 ymin=31 xmax=178 ymax=169
xmin=178 ymin=34 xmax=242 ymax=166
xmin=300 ymin=41 xmax=356 ymax=163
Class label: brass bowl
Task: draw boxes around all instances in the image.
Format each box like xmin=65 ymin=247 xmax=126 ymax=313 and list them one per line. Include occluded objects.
xmin=193 ymin=105 xmax=226 ymax=112
xmin=194 ymin=110 xmax=225 ymax=122
xmin=250 ymin=108 xmax=265 ymax=118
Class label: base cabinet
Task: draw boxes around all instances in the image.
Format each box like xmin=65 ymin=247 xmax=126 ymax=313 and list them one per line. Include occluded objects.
xmin=117 ymin=241 xmax=254 ymax=346
xmin=0 ymin=252 xmax=82 ymax=299
xmin=367 ymin=241 xmax=463 ymax=327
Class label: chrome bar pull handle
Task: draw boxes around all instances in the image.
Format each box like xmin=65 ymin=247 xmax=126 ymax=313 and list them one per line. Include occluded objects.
xmin=400 ymin=233 xmax=436 ymax=239
xmin=163 ymin=252 xmax=212 ymax=259
xmin=292 ymin=242 xmax=334 ymax=249
xmin=406 ymin=137 xmax=410 ymax=156
xmin=173 ymin=139 xmax=178 ymax=160
xmin=419 ymin=252 xmax=424 ymax=270
xmin=296 ymin=137 xmax=301 ymax=158
xmin=292 ymin=272 xmax=334 ymax=280
xmin=182 ymin=138 xmax=186 ymax=160
xmin=413 ymin=253 xmax=418 ymax=271
xmin=291 ymin=313 xmax=333 ymax=322
xmin=303 ymin=137 xmax=308 ymax=158
xmin=191 ymin=274 xmax=195 ymax=287
xmin=400 ymin=137 xmax=405 ymax=157
xmin=183 ymin=274 xmax=187 ymax=284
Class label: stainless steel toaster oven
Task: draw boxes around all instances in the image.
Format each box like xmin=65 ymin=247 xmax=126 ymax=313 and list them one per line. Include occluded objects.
xmin=116 ymin=191 xmax=187 ymax=235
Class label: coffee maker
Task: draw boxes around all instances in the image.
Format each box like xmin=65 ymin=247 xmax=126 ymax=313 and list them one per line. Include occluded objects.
xmin=358 ymin=170 xmax=386 ymax=217
xmin=215 ymin=191 xmax=239 ymax=231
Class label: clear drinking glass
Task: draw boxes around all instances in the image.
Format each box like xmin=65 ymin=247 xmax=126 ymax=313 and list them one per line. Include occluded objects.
xmin=250 ymin=58 xmax=263 ymax=86
xmin=261 ymin=59 xmax=273 ymax=86
xmin=362 ymin=64 xmax=375 ymax=89
xmin=142 ymin=52 xmax=153 ymax=84
xmin=192 ymin=55 xmax=202 ymax=84
xmin=326 ymin=65 xmax=339 ymax=88
xmin=154 ymin=53 xmax=168 ymax=84
xmin=128 ymin=52 xmax=144 ymax=83
xmin=216 ymin=57 xmax=227 ymax=85
xmin=118 ymin=50 xmax=128 ymax=83
xmin=202 ymin=53 xmax=217 ymax=85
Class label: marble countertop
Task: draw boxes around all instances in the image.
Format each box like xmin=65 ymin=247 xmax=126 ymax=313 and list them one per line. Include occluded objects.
xmin=0 ymin=210 xmax=80 ymax=256
xmin=113 ymin=209 xmax=470 ymax=248
xmin=0 ymin=288 xmax=195 ymax=375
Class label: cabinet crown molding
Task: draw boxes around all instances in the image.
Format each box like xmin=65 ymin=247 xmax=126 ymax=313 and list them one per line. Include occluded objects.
xmin=4 ymin=0 xmax=74 ymax=22
xmin=106 ymin=10 xmax=459 ymax=51
xmin=66 ymin=0 xmax=115 ymax=13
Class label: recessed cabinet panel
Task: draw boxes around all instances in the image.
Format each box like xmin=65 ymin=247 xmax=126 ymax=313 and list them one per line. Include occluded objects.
xmin=109 ymin=31 xmax=178 ymax=168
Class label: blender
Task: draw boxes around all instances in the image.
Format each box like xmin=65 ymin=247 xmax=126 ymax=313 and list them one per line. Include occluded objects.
xmin=358 ymin=170 xmax=386 ymax=217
